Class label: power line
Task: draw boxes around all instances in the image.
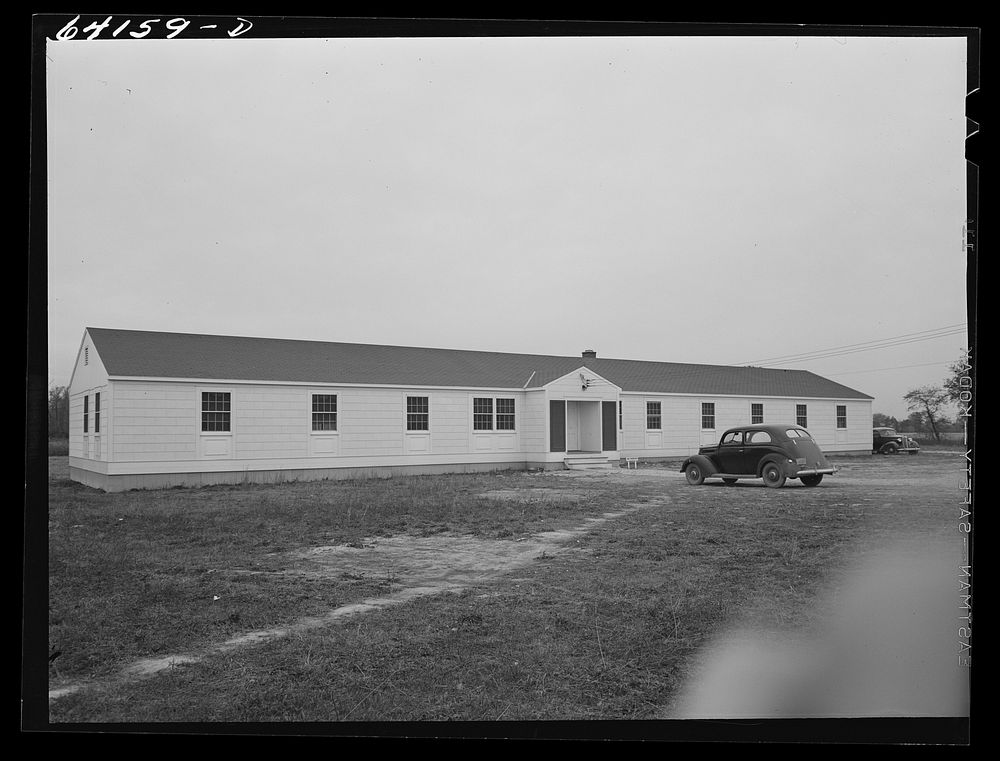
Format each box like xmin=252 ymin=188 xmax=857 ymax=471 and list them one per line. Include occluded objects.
xmin=740 ymin=324 xmax=967 ymax=366
xmin=823 ymin=360 xmax=954 ymax=377
xmin=742 ymin=324 xmax=966 ymax=365
xmin=755 ymin=330 xmax=966 ymax=366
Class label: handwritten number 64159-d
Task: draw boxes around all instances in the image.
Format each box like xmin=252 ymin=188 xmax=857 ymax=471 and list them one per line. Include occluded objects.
xmin=53 ymin=16 xmax=254 ymax=41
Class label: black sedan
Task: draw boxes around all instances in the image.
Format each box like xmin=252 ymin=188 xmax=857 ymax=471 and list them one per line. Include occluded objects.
xmin=680 ymin=424 xmax=836 ymax=488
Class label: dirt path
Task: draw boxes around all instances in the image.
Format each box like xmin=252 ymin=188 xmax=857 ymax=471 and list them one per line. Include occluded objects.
xmin=48 ymin=489 xmax=652 ymax=702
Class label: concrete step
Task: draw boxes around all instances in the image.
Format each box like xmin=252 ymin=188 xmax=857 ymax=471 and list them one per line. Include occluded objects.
xmin=564 ymin=456 xmax=613 ymax=470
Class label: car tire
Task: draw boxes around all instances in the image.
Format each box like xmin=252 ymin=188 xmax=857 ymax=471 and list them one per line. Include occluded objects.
xmin=881 ymin=442 xmax=899 ymax=454
xmin=722 ymin=477 xmax=738 ymax=485
xmin=685 ymin=464 xmax=705 ymax=486
xmin=762 ymin=462 xmax=786 ymax=488
xmin=800 ymin=474 xmax=823 ymax=487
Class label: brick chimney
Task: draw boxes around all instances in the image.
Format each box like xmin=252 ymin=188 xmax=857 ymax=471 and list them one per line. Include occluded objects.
xmin=582 ymin=349 xmax=597 ymax=360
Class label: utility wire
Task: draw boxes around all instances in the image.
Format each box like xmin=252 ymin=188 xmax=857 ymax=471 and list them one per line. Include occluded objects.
xmin=741 ymin=324 xmax=967 ymax=366
xmin=823 ymin=360 xmax=954 ymax=377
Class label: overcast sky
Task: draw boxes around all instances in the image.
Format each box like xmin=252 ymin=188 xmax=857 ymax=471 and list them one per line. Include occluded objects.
xmin=45 ymin=31 xmax=970 ymax=420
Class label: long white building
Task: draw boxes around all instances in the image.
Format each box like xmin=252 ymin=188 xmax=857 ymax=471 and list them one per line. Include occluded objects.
xmin=68 ymin=328 xmax=874 ymax=491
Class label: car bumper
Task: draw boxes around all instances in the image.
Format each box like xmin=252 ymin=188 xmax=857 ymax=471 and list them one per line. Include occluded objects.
xmin=794 ymin=467 xmax=837 ymax=477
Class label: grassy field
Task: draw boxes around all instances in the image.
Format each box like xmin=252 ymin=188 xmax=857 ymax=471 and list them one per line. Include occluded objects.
xmin=45 ymin=453 xmax=968 ymax=726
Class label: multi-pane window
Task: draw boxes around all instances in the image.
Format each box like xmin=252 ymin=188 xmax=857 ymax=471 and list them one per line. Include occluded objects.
xmin=406 ymin=396 xmax=429 ymax=431
xmin=312 ymin=394 xmax=337 ymax=431
xmin=751 ymin=403 xmax=764 ymax=425
xmin=619 ymin=400 xmax=623 ymax=430
xmin=83 ymin=395 xmax=89 ymax=433
xmin=473 ymin=398 xmax=494 ymax=430
xmin=646 ymin=401 xmax=661 ymax=430
xmin=796 ymin=404 xmax=808 ymax=428
xmin=202 ymin=392 xmax=232 ymax=432
xmin=701 ymin=402 xmax=716 ymax=430
xmin=836 ymin=405 xmax=848 ymax=429
xmin=496 ymin=398 xmax=516 ymax=430
xmin=94 ymin=392 xmax=101 ymax=433
xmin=473 ymin=397 xmax=515 ymax=431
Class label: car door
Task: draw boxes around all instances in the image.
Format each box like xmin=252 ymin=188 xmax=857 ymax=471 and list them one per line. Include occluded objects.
xmin=717 ymin=430 xmax=746 ymax=474
xmin=744 ymin=429 xmax=776 ymax=474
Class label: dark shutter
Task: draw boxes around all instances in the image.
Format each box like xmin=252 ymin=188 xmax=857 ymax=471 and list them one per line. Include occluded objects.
xmin=602 ymin=401 xmax=617 ymax=451
xmin=549 ymin=400 xmax=566 ymax=452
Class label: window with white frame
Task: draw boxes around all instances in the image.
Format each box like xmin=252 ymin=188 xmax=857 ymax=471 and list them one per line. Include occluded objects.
xmin=473 ymin=397 xmax=493 ymax=430
xmin=473 ymin=397 xmax=515 ymax=431
xmin=311 ymin=394 xmax=337 ymax=431
xmin=95 ymin=392 xmax=101 ymax=433
xmin=496 ymin=398 xmax=516 ymax=430
xmin=751 ymin=403 xmax=764 ymax=425
xmin=701 ymin=402 xmax=715 ymax=430
xmin=83 ymin=395 xmax=89 ymax=433
xmin=406 ymin=396 xmax=429 ymax=431
xmin=796 ymin=404 xmax=808 ymax=428
xmin=646 ymin=401 xmax=661 ymax=430
xmin=202 ymin=392 xmax=232 ymax=432
xmin=618 ymin=400 xmax=623 ymax=430
xmin=836 ymin=405 xmax=848 ymax=429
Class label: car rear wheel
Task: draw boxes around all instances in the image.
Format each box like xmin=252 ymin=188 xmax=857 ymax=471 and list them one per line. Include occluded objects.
xmin=685 ymin=464 xmax=705 ymax=485
xmin=762 ymin=463 xmax=786 ymax=488
xmin=722 ymin=477 xmax=738 ymax=485
xmin=881 ymin=442 xmax=899 ymax=454
xmin=800 ymin=474 xmax=823 ymax=487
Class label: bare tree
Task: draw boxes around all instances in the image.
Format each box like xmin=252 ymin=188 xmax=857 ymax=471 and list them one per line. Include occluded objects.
xmin=943 ymin=349 xmax=972 ymax=445
xmin=48 ymin=385 xmax=70 ymax=439
xmin=903 ymin=385 xmax=949 ymax=443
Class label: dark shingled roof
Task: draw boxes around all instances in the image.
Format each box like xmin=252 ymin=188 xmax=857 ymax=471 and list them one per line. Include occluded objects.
xmin=85 ymin=328 xmax=873 ymax=399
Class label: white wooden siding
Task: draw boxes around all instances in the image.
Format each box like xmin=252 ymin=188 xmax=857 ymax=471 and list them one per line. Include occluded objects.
xmin=112 ymin=382 xmax=198 ymax=461
xmin=619 ymin=394 xmax=872 ymax=457
xmin=522 ymin=390 xmax=547 ymax=455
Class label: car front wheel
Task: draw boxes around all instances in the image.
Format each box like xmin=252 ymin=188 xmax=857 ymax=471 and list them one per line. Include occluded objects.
xmin=685 ymin=464 xmax=705 ymax=485
xmin=881 ymin=442 xmax=899 ymax=454
xmin=762 ymin=463 xmax=786 ymax=488
xmin=800 ymin=474 xmax=823 ymax=487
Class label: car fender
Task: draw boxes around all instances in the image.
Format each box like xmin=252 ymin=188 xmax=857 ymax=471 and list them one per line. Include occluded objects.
xmin=757 ymin=453 xmax=792 ymax=478
xmin=680 ymin=454 xmax=720 ymax=476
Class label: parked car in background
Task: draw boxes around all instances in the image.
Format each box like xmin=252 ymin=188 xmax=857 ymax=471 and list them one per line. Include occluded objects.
xmin=680 ymin=424 xmax=836 ymax=488
xmin=872 ymin=427 xmax=920 ymax=455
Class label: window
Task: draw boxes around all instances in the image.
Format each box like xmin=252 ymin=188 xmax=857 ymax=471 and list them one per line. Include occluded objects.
xmin=646 ymin=401 xmax=661 ymax=430
xmin=836 ymin=405 xmax=847 ymax=429
xmin=406 ymin=396 xmax=429 ymax=431
xmin=83 ymin=395 xmax=89 ymax=433
xmin=202 ymin=392 xmax=231 ymax=432
xmin=721 ymin=431 xmax=743 ymax=446
xmin=618 ymin=400 xmax=623 ymax=430
xmin=312 ymin=394 xmax=337 ymax=431
xmin=751 ymin=403 xmax=764 ymax=425
xmin=701 ymin=402 xmax=715 ymax=430
xmin=496 ymin=398 xmax=516 ymax=430
xmin=796 ymin=404 xmax=808 ymax=428
xmin=473 ymin=397 xmax=515 ymax=431
xmin=786 ymin=428 xmax=812 ymax=440
xmin=473 ymin=398 xmax=494 ymax=430
xmin=747 ymin=430 xmax=772 ymax=444
xmin=94 ymin=392 xmax=101 ymax=433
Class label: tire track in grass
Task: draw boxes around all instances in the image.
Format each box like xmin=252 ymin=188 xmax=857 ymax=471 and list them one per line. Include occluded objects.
xmin=48 ymin=503 xmax=650 ymax=702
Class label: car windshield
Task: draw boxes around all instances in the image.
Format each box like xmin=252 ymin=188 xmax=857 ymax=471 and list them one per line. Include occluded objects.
xmin=877 ymin=429 xmax=897 ymax=436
